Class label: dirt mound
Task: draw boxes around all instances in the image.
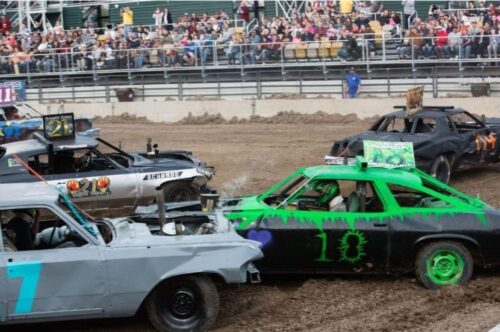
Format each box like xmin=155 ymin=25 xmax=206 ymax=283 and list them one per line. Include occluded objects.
xmin=94 ymin=112 xmax=155 ymax=125
xmin=248 ymin=111 xmax=363 ymax=124
xmin=177 ymin=111 xmax=378 ymax=125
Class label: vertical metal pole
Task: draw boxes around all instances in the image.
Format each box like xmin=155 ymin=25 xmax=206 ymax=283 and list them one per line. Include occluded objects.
xmin=433 ymin=67 xmax=438 ymax=97
xmin=458 ymin=35 xmax=463 ymax=71
xmin=387 ymin=68 xmax=391 ymax=97
xmin=178 ymin=83 xmax=183 ymax=101
xmin=105 ymin=85 xmax=110 ymax=102
xmin=213 ymin=41 xmax=218 ymax=66
xmin=58 ymin=54 xmax=63 ymax=82
xmin=127 ymin=49 xmax=131 ymax=80
xmin=382 ymin=32 xmax=386 ymax=61
xmin=38 ymin=80 xmax=43 ymax=103
xmin=411 ymin=37 xmax=415 ymax=72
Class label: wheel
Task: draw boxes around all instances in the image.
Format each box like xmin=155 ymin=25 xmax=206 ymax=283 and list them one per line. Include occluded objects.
xmin=430 ymin=155 xmax=451 ymax=184
xmin=415 ymin=241 xmax=473 ymax=289
xmin=162 ymin=182 xmax=198 ymax=202
xmin=145 ymin=275 xmax=219 ymax=332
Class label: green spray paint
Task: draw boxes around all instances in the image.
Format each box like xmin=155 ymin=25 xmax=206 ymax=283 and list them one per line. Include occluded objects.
xmin=425 ymin=250 xmax=465 ymax=285
xmin=338 ymin=230 xmax=368 ymax=264
xmin=315 ymin=232 xmax=332 ymax=262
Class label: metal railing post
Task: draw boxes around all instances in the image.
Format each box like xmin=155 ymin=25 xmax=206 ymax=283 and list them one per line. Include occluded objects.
xmin=38 ymin=80 xmax=42 ymax=103
xmin=213 ymin=41 xmax=218 ymax=66
xmin=433 ymin=67 xmax=438 ymax=97
xmin=92 ymin=56 xmax=97 ymax=81
xmin=411 ymin=37 xmax=415 ymax=72
xmin=386 ymin=68 xmax=391 ymax=96
xmin=382 ymin=32 xmax=386 ymax=61
xmin=178 ymin=83 xmax=183 ymax=101
xmin=458 ymin=36 xmax=463 ymax=71
xmin=58 ymin=54 xmax=63 ymax=82
xmin=127 ymin=49 xmax=131 ymax=80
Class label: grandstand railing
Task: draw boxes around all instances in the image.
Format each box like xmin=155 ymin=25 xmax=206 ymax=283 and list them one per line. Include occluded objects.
xmin=1 ymin=35 xmax=498 ymax=81
xmin=24 ymin=67 xmax=500 ymax=103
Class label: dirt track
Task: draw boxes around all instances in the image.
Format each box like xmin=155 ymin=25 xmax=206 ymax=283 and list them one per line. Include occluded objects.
xmin=13 ymin=115 xmax=500 ymax=332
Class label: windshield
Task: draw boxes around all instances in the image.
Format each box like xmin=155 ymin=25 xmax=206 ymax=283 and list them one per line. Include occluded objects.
xmin=259 ymin=168 xmax=319 ymax=208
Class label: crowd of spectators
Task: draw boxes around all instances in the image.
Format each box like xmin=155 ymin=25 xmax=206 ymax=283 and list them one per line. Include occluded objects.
xmin=0 ymin=1 xmax=498 ymax=75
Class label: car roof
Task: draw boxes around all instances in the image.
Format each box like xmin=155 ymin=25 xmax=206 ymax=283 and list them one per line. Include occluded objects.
xmin=386 ymin=108 xmax=467 ymax=119
xmin=0 ymin=183 xmax=58 ymax=206
xmin=2 ymin=135 xmax=98 ymax=155
xmin=302 ymin=165 xmax=422 ymax=188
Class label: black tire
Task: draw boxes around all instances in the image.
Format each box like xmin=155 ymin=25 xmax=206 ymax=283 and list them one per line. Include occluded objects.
xmin=162 ymin=181 xmax=198 ymax=202
xmin=145 ymin=275 xmax=220 ymax=332
xmin=415 ymin=241 xmax=473 ymax=289
xmin=430 ymin=155 xmax=451 ymax=184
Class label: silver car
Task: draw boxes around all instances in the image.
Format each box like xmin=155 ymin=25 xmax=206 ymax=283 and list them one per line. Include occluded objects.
xmin=0 ymin=133 xmax=215 ymax=213
xmin=0 ymin=183 xmax=262 ymax=331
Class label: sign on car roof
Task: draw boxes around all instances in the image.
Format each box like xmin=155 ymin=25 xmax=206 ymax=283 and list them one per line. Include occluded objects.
xmin=364 ymin=140 xmax=416 ymax=169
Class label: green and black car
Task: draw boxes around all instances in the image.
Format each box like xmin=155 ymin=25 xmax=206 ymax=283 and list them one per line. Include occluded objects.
xmin=222 ymin=161 xmax=500 ymax=289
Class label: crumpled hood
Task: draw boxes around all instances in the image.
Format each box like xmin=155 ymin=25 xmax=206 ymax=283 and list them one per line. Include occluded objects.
xmin=105 ymin=217 xmax=262 ymax=251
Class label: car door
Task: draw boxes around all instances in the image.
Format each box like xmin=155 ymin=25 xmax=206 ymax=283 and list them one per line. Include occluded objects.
xmin=448 ymin=112 xmax=495 ymax=163
xmin=248 ymin=180 xmax=390 ymax=273
xmin=44 ymin=149 xmax=139 ymax=211
xmin=1 ymin=206 xmax=107 ymax=321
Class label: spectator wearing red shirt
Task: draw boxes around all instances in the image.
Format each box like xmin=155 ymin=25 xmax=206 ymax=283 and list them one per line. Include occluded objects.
xmin=0 ymin=16 xmax=11 ymax=36
xmin=238 ymin=0 xmax=250 ymax=23
xmin=435 ymin=27 xmax=448 ymax=58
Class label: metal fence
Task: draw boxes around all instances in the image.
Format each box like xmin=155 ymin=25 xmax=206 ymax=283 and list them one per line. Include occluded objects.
xmin=3 ymin=34 xmax=499 ymax=84
xmin=25 ymin=66 xmax=500 ymax=103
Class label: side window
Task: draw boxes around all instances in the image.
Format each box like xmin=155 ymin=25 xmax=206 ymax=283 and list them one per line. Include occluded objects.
xmin=1 ymin=208 xmax=88 ymax=252
xmin=387 ymin=184 xmax=452 ymax=208
xmin=283 ymin=180 xmax=385 ymax=213
xmin=448 ymin=113 xmax=484 ymax=133
xmin=28 ymin=154 xmax=49 ymax=175
xmin=378 ymin=117 xmax=410 ymax=133
xmin=414 ymin=118 xmax=438 ymax=134
xmin=30 ymin=149 xmax=118 ymax=176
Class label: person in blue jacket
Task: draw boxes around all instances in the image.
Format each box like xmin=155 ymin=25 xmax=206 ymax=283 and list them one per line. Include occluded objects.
xmin=344 ymin=67 xmax=362 ymax=98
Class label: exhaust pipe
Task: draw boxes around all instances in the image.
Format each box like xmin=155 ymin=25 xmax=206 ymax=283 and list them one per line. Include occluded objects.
xmin=155 ymin=188 xmax=166 ymax=231
xmin=146 ymin=138 xmax=153 ymax=154
xmin=200 ymin=193 xmax=220 ymax=212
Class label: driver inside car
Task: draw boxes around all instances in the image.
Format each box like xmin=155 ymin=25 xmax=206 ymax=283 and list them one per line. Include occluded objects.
xmin=54 ymin=150 xmax=92 ymax=173
xmin=4 ymin=209 xmax=40 ymax=251
xmin=315 ymin=181 xmax=346 ymax=212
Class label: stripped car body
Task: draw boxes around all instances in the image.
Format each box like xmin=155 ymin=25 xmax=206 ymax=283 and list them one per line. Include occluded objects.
xmin=0 ymin=133 xmax=215 ymax=212
xmin=0 ymin=183 xmax=261 ymax=330
xmin=152 ymin=162 xmax=500 ymax=288
xmin=326 ymin=106 xmax=500 ymax=183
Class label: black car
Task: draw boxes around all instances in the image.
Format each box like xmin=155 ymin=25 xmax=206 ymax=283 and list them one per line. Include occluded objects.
xmin=327 ymin=106 xmax=500 ymax=183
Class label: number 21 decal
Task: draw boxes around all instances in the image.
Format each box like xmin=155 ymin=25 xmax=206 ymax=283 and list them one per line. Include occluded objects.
xmin=6 ymin=261 xmax=42 ymax=314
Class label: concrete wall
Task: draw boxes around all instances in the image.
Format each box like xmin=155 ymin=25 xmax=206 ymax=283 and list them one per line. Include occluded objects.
xmin=32 ymin=97 xmax=500 ymax=123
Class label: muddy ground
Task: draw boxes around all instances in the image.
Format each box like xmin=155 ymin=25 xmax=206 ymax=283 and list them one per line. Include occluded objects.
xmin=14 ymin=114 xmax=500 ymax=332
